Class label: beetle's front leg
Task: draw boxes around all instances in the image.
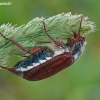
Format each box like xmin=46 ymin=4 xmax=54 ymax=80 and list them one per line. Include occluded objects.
xmin=42 ymin=20 xmax=64 ymax=47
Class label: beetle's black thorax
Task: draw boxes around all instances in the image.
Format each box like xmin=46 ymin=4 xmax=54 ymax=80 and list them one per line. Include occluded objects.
xmin=66 ymin=40 xmax=86 ymax=61
xmin=72 ymin=43 xmax=82 ymax=55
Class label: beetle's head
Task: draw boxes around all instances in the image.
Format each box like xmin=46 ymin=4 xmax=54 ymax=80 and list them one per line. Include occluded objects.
xmin=67 ymin=32 xmax=85 ymax=45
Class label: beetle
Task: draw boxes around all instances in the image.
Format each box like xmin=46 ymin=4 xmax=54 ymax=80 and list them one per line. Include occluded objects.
xmin=0 ymin=16 xmax=86 ymax=81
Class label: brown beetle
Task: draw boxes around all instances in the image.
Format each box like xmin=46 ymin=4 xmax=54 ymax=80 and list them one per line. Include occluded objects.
xmin=0 ymin=16 xmax=86 ymax=81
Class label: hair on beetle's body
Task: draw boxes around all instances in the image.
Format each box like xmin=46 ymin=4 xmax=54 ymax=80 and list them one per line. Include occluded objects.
xmin=0 ymin=16 xmax=86 ymax=81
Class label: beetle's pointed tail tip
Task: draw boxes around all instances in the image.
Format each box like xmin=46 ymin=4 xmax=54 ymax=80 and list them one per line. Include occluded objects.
xmin=0 ymin=65 xmax=3 ymax=69
xmin=0 ymin=65 xmax=12 ymax=72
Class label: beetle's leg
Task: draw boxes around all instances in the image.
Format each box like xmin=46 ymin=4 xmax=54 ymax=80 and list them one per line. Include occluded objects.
xmin=78 ymin=16 xmax=84 ymax=35
xmin=74 ymin=16 xmax=84 ymax=42
xmin=71 ymin=16 xmax=84 ymax=42
xmin=0 ymin=32 xmax=45 ymax=54
xmin=28 ymin=46 xmax=46 ymax=54
xmin=42 ymin=20 xmax=64 ymax=47
xmin=0 ymin=32 xmax=29 ymax=53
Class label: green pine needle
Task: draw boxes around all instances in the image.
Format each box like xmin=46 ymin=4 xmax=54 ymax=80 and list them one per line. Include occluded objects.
xmin=0 ymin=12 xmax=96 ymax=65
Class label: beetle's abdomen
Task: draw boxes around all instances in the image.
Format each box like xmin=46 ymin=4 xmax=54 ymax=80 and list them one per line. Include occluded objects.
xmin=13 ymin=47 xmax=54 ymax=72
xmin=23 ymin=52 xmax=73 ymax=81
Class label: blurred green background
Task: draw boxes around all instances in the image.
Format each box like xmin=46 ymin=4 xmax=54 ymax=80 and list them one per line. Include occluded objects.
xmin=0 ymin=0 xmax=100 ymax=100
